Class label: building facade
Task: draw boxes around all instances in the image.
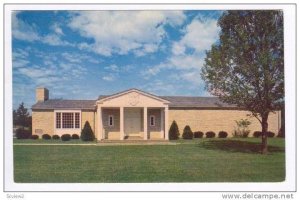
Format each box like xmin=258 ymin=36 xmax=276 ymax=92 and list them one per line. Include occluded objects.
xmin=32 ymin=88 xmax=281 ymax=140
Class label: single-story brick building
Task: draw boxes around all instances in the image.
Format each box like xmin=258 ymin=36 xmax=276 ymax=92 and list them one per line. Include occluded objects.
xmin=32 ymin=87 xmax=281 ymax=140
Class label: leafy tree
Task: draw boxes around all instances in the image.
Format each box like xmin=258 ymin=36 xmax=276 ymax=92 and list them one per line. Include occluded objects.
xmin=169 ymin=120 xmax=180 ymax=140
xmin=81 ymin=121 xmax=95 ymax=141
xmin=201 ymin=11 xmax=284 ymax=154
xmin=14 ymin=102 xmax=31 ymax=128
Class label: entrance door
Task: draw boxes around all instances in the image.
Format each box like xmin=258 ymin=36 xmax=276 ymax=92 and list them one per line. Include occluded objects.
xmin=124 ymin=108 xmax=141 ymax=136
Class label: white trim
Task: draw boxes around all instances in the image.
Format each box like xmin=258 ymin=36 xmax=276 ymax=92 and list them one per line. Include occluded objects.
xmin=108 ymin=115 xmax=114 ymax=127
xmin=97 ymin=89 xmax=170 ymax=104
xmin=150 ymin=115 xmax=155 ymax=126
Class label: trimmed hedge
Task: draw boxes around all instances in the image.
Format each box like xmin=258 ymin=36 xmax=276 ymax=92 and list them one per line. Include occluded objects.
xmin=16 ymin=128 xmax=31 ymax=139
xmin=81 ymin=121 xmax=95 ymax=141
xmin=194 ymin=131 xmax=204 ymax=138
xmin=72 ymin=134 xmax=80 ymax=139
xmin=61 ymin=134 xmax=71 ymax=141
xmin=267 ymin=131 xmax=275 ymax=138
xmin=52 ymin=135 xmax=60 ymax=140
xmin=253 ymin=131 xmax=276 ymax=138
xmin=218 ymin=131 xmax=228 ymax=138
xmin=182 ymin=125 xmax=193 ymax=139
xmin=169 ymin=120 xmax=180 ymax=140
xmin=206 ymin=131 xmax=216 ymax=138
xmin=30 ymin=135 xmax=39 ymax=140
xmin=42 ymin=134 xmax=51 ymax=140
xmin=253 ymin=131 xmax=262 ymax=138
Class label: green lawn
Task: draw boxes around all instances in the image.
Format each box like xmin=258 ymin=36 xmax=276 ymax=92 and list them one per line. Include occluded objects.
xmin=13 ymin=138 xmax=285 ymax=183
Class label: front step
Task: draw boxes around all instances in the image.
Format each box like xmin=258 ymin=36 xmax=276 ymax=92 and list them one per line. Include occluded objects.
xmin=98 ymin=139 xmax=170 ymax=144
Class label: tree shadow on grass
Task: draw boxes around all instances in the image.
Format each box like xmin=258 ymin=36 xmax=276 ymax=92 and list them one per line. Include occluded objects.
xmin=200 ymin=140 xmax=285 ymax=154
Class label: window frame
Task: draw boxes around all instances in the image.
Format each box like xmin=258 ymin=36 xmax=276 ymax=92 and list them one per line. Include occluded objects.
xmin=54 ymin=110 xmax=81 ymax=130
xmin=150 ymin=115 xmax=155 ymax=126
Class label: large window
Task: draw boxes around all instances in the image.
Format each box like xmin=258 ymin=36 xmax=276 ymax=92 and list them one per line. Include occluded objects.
xmin=56 ymin=112 xmax=80 ymax=129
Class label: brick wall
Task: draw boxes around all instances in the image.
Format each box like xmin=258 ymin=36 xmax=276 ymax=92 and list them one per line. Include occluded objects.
xmin=32 ymin=110 xmax=54 ymax=136
xmin=168 ymin=108 xmax=281 ymax=137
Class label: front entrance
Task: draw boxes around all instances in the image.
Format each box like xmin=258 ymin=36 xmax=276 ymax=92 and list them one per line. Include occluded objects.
xmin=124 ymin=108 xmax=141 ymax=136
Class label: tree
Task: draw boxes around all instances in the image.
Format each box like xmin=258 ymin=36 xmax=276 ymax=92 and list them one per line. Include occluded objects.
xmin=201 ymin=11 xmax=284 ymax=154
xmin=169 ymin=120 xmax=180 ymax=140
xmin=14 ymin=102 xmax=31 ymax=128
xmin=182 ymin=125 xmax=193 ymax=139
xmin=81 ymin=121 xmax=95 ymax=141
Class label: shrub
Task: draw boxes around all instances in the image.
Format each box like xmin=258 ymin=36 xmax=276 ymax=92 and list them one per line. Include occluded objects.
xmin=182 ymin=125 xmax=193 ymax=139
xmin=218 ymin=131 xmax=228 ymax=138
xmin=52 ymin=135 xmax=60 ymax=140
xmin=194 ymin=131 xmax=204 ymax=138
xmin=168 ymin=120 xmax=180 ymax=140
xmin=61 ymin=134 xmax=71 ymax=141
xmin=253 ymin=131 xmax=275 ymax=138
xmin=253 ymin=131 xmax=262 ymax=138
xmin=42 ymin=134 xmax=51 ymax=140
xmin=30 ymin=135 xmax=39 ymax=140
xmin=16 ymin=128 xmax=31 ymax=139
xmin=206 ymin=131 xmax=216 ymax=138
xmin=81 ymin=121 xmax=95 ymax=141
xmin=267 ymin=131 xmax=275 ymax=138
xmin=72 ymin=134 xmax=80 ymax=139
xmin=233 ymin=119 xmax=251 ymax=138
xmin=278 ymin=126 xmax=285 ymax=138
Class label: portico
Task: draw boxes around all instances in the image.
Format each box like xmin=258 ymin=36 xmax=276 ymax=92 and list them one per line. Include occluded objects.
xmin=96 ymin=89 xmax=170 ymax=140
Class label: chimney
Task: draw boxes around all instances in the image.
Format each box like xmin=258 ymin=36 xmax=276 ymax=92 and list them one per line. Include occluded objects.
xmin=36 ymin=87 xmax=49 ymax=102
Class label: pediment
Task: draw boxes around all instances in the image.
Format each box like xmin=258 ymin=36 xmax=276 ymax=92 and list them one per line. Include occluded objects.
xmin=97 ymin=89 xmax=169 ymax=107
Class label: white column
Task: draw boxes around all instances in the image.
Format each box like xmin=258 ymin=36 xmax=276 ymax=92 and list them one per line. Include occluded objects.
xmin=164 ymin=106 xmax=169 ymax=140
xmin=120 ymin=107 xmax=124 ymax=140
xmin=98 ymin=106 xmax=103 ymax=140
xmin=144 ymin=107 xmax=148 ymax=140
xmin=160 ymin=108 xmax=164 ymax=139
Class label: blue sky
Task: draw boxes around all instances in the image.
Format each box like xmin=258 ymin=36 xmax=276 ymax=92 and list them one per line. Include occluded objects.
xmin=12 ymin=10 xmax=223 ymax=110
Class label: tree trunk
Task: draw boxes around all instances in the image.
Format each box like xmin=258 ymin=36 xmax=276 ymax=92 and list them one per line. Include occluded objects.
xmin=261 ymin=113 xmax=269 ymax=154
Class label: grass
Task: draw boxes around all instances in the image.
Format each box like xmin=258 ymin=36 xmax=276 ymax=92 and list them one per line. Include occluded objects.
xmin=13 ymin=138 xmax=285 ymax=183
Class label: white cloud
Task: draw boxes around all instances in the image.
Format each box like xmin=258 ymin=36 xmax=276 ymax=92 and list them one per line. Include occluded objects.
xmin=172 ymin=18 xmax=220 ymax=55
xmin=172 ymin=42 xmax=186 ymax=55
xmin=102 ymin=74 xmax=115 ymax=81
xmin=61 ymin=52 xmax=101 ymax=64
xmin=68 ymin=11 xmax=186 ymax=56
xmin=142 ymin=53 xmax=204 ymax=78
xmin=105 ymin=64 xmax=119 ymax=72
xmin=12 ymin=12 xmax=73 ymax=47
xmin=51 ymin=23 xmax=64 ymax=35
xmin=142 ymin=80 xmax=176 ymax=95
xmin=12 ymin=48 xmax=30 ymax=68
xmin=12 ymin=11 xmax=40 ymax=42
xmin=43 ymin=34 xmax=71 ymax=46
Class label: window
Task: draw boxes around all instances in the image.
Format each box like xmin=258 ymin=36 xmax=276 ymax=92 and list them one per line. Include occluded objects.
xmin=75 ymin=113 xmax=80 ymax=128
xmin=108 ymin=115 xmax=114 ymax=126
xmin=56 ymin=112 xmax=80 ymax=129
xmin=62 ymin=113 xmax=74 ymax=128
xmin=150 ymin=115 xmax=155 ymax=126
xmin=56 ymin=112 xmax=61 ymax=128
